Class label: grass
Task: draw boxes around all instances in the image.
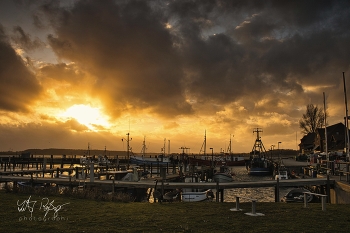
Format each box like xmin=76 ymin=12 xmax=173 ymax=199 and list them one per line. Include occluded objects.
xmin=1 ymin=189 xmax=350 ymax=233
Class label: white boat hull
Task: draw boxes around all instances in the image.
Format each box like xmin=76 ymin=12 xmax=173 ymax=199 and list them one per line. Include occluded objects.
xmin=181 ymin=189 xmax=213 ymax=202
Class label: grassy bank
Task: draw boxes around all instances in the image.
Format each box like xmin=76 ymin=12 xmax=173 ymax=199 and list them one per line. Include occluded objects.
xmin=1 ymin=190 xmax=349 ymax=233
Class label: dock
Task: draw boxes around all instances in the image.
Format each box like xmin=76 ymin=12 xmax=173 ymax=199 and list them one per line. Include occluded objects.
xmin=1 ymin=156 xmax=350 ymax=203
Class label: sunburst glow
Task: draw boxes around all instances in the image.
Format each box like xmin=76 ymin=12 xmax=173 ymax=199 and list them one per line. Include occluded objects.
xmin=59 ymin=104 xmax=110 ymax=130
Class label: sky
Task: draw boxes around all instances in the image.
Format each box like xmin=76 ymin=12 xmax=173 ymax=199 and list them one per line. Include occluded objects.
xmin=1 ymin=0 xmax=350 ymax=154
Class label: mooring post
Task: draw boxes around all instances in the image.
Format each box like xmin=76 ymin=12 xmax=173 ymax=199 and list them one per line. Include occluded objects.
xmin=75 ymin=166 xmax=79 ymax=179
xmin=321 ymin=196 xmax=326 ymax=211
xmin=90 ymin=162 xmax=94 ymax=182
xmin=304 ymin=193 xmax=308 ymax=208
xmin=220 ymin=189 xmax=224 ymax=202
xmin=216 ymin=181 xmax=219 ymax=202
xmin=251 ymin=200 xmax=257 ymax=215
xmin=112 ymin=178 xmax=115 ymax=194
xmin=275 ymin=177 xmax=280 ymax=202
xmin=326 ymin=172 xmax=330 ymax=203
xmin=236 ymin=196 xmax=240 ymax=210
xmin=12 ymin=156 xmax=15 ymax=171
xmin=43 ymin=158 xmax=47 ymax=170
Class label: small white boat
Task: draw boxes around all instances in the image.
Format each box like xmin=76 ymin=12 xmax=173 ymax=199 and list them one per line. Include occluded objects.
xmin=182 ymin=189 xmax=214 ymax=202
xmin=181 ymin=176 xmax=214 ymax=202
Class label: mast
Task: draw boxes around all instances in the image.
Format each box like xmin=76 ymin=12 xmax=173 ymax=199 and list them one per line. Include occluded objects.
xmin=323 ymin=92 xmax=328 ymax=170
xmin=88 ymin=142 xmax=90 ymax=157
xmin=163 ymin=138 xmax=166 ymax=156
xmin=141 ymin=136 xmax=147 ymax=157
xmin=168 ymin=139 xmax=170 ymax=155
xmin=343 ymin=72 xmax=350 ymax=161
xmin=227 ymin=134 xmax=234 ymax=155
xmin=199 ymin=130 xmax=207 ymax=155
xmin=122 ymin=133 xmax=132 ymax=161
xmin=252 ymin=128 xmax=267 ymax=157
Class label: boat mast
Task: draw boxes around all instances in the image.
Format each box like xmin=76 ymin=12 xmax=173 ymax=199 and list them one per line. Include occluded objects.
xmin=168 ymin=139 xmax=170 ymax=155
xmin=122 ymin=132 xmax=132 ymax=161
xmin=227 ymin=134 xmax=234 ymax=155
xmin=252 ymin=128 xmax=267 ymax=158
xmin=141 ymin=136 xmax=147 ymax=157
xmin=88 ymin=142 xmax=90 ymax=157
xmin=323 ymin=92 xmax=328 ymax=170
xmin=199 ymin=130 xmax=206 ymax=155
xmin=163 ymin=138 xmax=166 ymax=156
xmin=343 ymin=72 xmax=350 ymax=162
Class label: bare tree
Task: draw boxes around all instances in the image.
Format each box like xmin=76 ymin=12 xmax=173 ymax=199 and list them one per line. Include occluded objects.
xmin=299 ymin=104 xmax=325 ymax=134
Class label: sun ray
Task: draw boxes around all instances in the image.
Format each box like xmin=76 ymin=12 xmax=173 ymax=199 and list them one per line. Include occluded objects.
xmin=59 ymin=104 xmax=110 ymax=130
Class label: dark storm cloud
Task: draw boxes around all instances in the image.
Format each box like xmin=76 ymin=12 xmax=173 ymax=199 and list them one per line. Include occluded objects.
xmin=34 ymin=0 xmax=350 ymax=117
xmin=169 ymin=0 xmax=350 ymax=107
xmin=0 ymin=24 xmax=42 ymax=112
xmin=12 ymin=26 xmax=45 ymax=51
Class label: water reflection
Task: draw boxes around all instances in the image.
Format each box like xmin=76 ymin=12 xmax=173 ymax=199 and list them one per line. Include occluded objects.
xmin=223 ymin=166 xmax=291 ymax=202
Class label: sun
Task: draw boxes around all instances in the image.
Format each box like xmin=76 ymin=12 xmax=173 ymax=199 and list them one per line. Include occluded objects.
xmin=59 ymin=104 xmax=110 ymax=130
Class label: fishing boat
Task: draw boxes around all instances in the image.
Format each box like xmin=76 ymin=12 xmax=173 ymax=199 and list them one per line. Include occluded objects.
xmin=247 ymin=128 xmax=274 ymax=176
xmin=213 ymin=166 xmax=234 ymax=182
xmin=282 ymin=188 xmax=313 ymax=203
xmin=181 ymin=176 xmax=214 ymax=202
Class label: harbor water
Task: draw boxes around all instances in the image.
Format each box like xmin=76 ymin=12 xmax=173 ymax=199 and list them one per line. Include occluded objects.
xmin=223 ymin=166 xmax=291 ymax=202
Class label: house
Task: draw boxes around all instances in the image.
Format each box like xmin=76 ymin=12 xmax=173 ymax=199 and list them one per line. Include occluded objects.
xmin=299 ymin=122 xmax=349 ymax=154
xmin=299 ymin=132 xmax=316 ymax=154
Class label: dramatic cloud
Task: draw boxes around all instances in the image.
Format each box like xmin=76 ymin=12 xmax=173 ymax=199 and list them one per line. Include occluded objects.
xmin=0 ymin=24 xmax=42 ymax=112
xmin=0 ymin=0 xmax=350 ymax=152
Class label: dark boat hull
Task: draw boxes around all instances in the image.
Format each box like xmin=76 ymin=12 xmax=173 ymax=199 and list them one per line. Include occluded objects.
xmin=188 ymin=157 xmax=246 ymax=166
xmin=247 ymin=167 xmax=273 ymax=176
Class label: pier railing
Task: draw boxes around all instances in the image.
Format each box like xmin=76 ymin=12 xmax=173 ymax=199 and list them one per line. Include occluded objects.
xmin=303 ymin=192 xmax=327 ymax=211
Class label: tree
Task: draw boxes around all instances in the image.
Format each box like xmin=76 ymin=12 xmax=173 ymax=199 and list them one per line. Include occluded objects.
xmin=299 ymin=104 xmax=325 ymax=134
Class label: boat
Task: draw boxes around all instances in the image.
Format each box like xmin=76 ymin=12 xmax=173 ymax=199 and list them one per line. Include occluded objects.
xmin=213 ymin=166 xmax=234 ymax=182
xmin=182 ymin=189 xmax=214 ymax=202
xmin=247 ymin=128 xmax=274 ymax=176
xmin=129 ymin=137 xmax=171 ymax=165
xmin=274 ymin=169 xmax=288 ymax=180
xmin=282 ymin=188 xmax=313 ymax=203
xmin=189 ymin=132 xmax=246 ymax=166
xmin=274 ymin=164 xmax=289 ymax=180
xmin=163 ymin=189 xmax=181 ymax=202
xmin=188 ymin=155 xmax=246 ymax=166
xmin=181 ymin=175 xmax=214 ymax=202
xmin=130 ymin=154 xmax=170 ymax=165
